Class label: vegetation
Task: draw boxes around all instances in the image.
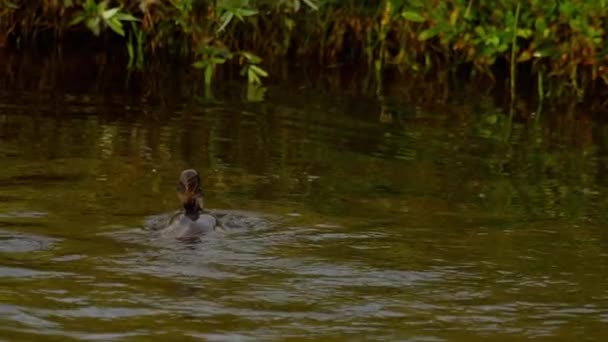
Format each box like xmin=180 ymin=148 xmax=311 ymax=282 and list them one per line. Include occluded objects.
xmin=3 ymin=0 xmax=608 ymax=101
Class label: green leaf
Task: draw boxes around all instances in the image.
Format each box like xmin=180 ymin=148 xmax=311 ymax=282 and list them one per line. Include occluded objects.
xmin=486 ymin=35 xmax=500 ymax=46
xmin=247 ymin=69 xmax=261 ymax=84
xmin=69 ymin=14 xmax=86 ymax=26
xmin=408 ymin=0 xmax=425 ymax=8
xmin=126 ymin=35 xmax=134 ymax=60
xmin=115 ymin=13 xmax=139 ymax=22
xmin=402 ymin=11 xmax=425 ymax=23
xmin=516 ymin=28 xmax=533 ymax=39
xmin=418 ymin=26 xmax=442 ymax=41
xmin=84 ymin=0 xmax=96 ymax=10
xmin=192 ymin=60 xmax=208 ymax=69
xmin=204 ymin=65 xmax=214 ymax=85
xmin=534 ymin=17 xmax=546 ymax=33
xmin=241 ymin=51 xmax=262 ymax=63
xmin=302 ymin=0 xmax=319 ymax=11
xmin=217 ymin=11 xmax=234 ymax=32
xmin=97 ymin=0 xmax=108 ymax=13
xmin=86 ymin=17 xmax=101 ymax=36
xmin=102 ymin=7 xmax=120 ymax=20
xmin=559 ymin=2 xmax=576 ymax=18
xmin=517 ymin=50 xmax=532 ymax=62
xmin=237 ymin=8 xmax=258 ymax=17
xmin=284 ymin=17 xmax=295 ymax=30
xmin=249 ymin=65 xmax=268 ymax=77
xmin=106 ymin=18 xmax=125 ymax=36
xmin=449 ymin=9 xmax=459 ymax=26
xmin=533 ymin=46 xmax=554 ymax=58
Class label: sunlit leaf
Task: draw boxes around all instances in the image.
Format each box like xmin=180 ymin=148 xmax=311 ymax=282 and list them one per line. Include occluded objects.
xmin=241 ymin=51 xmax=262 ymax=63
xmin=86 ymin=17 xmax=101 ymax=36
xmin=115 ymin=13 xmax=139 ymax=21
xmin=217 ymin=11 xmax=234 ymax=32
xmin=402 ymin=11 xmax=425 ymax=22
xmin=106 ymin=18 xmax=125 ymax=36
xmin=449 ymin=8 xmax=459 ymax=26
xmin=247 ymin=69 xmax=261 ymax=84
xmin=517 ymin=28 xmax=533 ymax=39
xmin=249 ymin=65 xmax=268 ymax=77
xmin=486 ymin=35 xmax=500 ymax=46
xmin=102 ymin=7 xmax=120 ymax=20
xmin=302 ymin=0 xmax=319 ymax=11
xmin=518 ymin=50 xmax=532 ymax=62
xmin=418 ymin=26 xmax=442 ymax=41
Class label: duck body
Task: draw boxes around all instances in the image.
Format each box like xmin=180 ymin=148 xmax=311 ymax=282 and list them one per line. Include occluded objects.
xmin=161 ymin=211 xmax=219 ymax=241
xmin=145 ymin=169 xmax=270 ymax=241
xmin=151 ymin=169 xmax=221 ymax=241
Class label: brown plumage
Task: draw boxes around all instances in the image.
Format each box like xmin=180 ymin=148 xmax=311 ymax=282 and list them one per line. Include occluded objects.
xmin=176 ymin=169 xmax=204 ymax=220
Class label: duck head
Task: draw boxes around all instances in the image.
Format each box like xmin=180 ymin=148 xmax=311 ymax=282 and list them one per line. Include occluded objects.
xmin=177 ymin=169 xmax=204 ymax=219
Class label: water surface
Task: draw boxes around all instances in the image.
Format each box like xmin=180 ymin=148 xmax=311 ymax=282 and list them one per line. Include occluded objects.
xmin=1 ymin=56 xmax=608 ymax=341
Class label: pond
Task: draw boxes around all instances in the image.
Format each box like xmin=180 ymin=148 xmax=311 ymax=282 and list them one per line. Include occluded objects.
xmin=1 ymin=54 xmax=607 ymax=341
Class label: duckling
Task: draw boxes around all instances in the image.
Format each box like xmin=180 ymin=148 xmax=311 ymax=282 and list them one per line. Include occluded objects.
xmin=161 ymin=169 xmax=222 ymax=241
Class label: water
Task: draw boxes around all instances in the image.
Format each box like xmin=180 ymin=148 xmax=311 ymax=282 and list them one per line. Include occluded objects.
xmin=1 ymin=55 xmax=608 ymax=340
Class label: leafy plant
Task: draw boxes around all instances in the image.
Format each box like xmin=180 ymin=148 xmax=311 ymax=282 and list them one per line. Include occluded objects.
xmin=239 ymin=51 xmax=268 ymax=85
xmin=193 ymin=46 xmax=231 ymax=85
xmin=7 ymin=0 xmax=608 ymax=97
xmin=127 ymin=22 xmax=145 ymax=68
xmin=70 ymin=0 xmax=138 ymax=36
xmin=216 ymin=0 xmax=259 ymax=33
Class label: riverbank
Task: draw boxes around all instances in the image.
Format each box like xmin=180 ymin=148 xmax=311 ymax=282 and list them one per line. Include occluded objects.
xmin=3 ymin=1 xmax=608 ymax=103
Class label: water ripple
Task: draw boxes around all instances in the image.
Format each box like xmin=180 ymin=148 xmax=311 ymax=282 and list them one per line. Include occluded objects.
xmin=0 ymin=229 xmax=57 ymax=253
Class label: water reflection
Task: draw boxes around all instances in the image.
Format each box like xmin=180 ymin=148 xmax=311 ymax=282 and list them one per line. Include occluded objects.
xmin=1 ymin=54 xmax=608 ymax=340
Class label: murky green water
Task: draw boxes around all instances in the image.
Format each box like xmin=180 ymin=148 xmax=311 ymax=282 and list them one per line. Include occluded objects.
xmin=1 ymin=56 xmax=608 ymax=341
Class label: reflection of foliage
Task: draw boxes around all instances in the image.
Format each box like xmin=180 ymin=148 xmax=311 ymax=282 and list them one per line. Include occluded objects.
xmin=1 ymin=53 xmax=607 ymax=226
xmin=0 ymin=66 xmax=606 ymax=226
